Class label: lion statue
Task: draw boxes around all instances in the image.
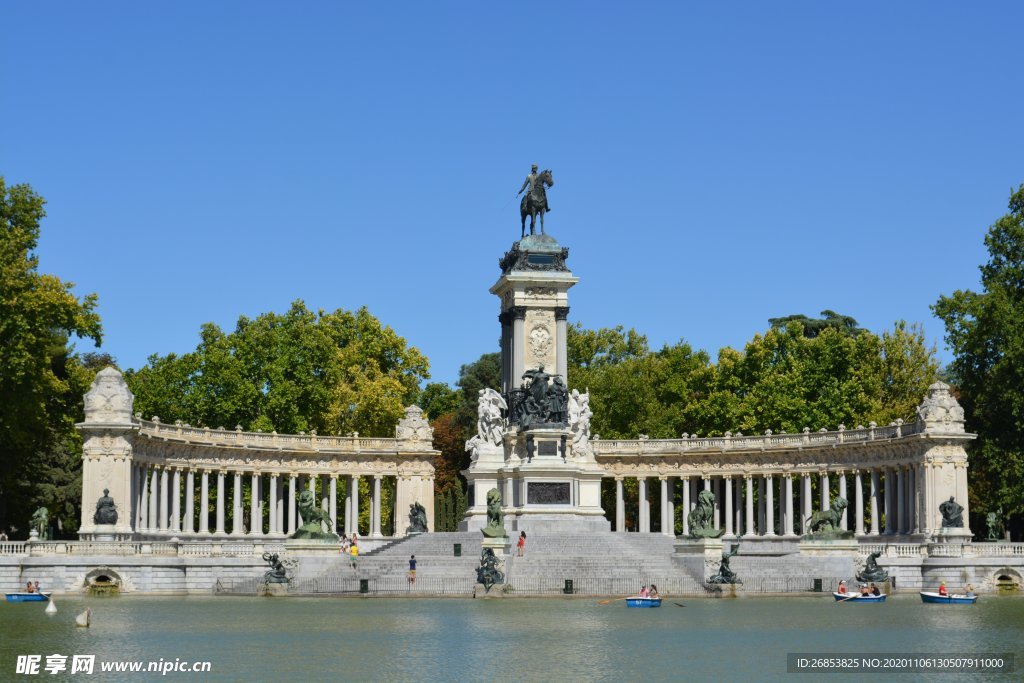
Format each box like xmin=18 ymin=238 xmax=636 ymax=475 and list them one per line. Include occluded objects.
xmin=290 ymin=490 xmax=338 ymax=540
xmin=482 ymin=488 xmax=506 ymax=538
xmin=805 ymin=497 xmax=849 ymax=535
xmin=688 ymin=489 xmax=724 ymax=538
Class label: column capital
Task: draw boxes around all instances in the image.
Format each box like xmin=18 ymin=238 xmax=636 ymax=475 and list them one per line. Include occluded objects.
xmin=373 ymin=474 xmax=383 ymax=481
xmin=613 ymin=475 xmax=624 ymax=482
xmin=554 ymin=306 xmax=570 ymax=321
xmin=510 ymin=306 xmax=527 ymax=320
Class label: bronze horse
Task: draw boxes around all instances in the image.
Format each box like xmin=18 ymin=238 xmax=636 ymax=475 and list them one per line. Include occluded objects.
xmin=521 ymin=169 xmax=554 ymax=238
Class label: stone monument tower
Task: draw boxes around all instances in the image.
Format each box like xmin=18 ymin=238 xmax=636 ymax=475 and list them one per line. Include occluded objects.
xmin=461 ymin=232 xmax=609 ymax=533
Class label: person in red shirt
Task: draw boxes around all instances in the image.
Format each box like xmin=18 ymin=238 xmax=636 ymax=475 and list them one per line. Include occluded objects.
xmin=837 ymin=580 xmax=848 ymax=595
xmin=938 ymin=582 xmax=948 ymax=596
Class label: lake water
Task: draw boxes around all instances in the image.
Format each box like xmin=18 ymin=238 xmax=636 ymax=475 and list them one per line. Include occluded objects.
xmin=1 ymin=595 xmax=1022 ymax=681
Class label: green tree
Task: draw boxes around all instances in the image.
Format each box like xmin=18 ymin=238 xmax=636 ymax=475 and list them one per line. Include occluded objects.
xmin=934 ymin=184 xmax=1024 ymax=525
xmin=768 ymin=310 xmax=864 ymax=338
xmin=0 ymin=178 xmax=104 ymax=535
xmin=125 ymin=301 xmax=430 ymax=436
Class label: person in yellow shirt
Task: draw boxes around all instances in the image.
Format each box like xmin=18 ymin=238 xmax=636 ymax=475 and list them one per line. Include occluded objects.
xmin=349 ymin=542 xmax=359 ymax=568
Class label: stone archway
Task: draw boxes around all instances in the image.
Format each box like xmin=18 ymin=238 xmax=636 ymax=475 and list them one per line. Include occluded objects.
xmin=993 ymin=567 xmax=1021 ymax=591
xmin=82 ymin=566 xmax=126 ymax=593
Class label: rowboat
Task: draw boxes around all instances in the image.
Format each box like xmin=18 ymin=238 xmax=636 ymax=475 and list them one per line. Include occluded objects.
xmin=920 ymin=591 xmax=978 ymax=604
xmin=833 ymin=591 xmax=886 ymax=602
xmin=5 ymin=592 xmax=52 ymax=603
xmin=625 ymin=597 xmax=662 ymax=608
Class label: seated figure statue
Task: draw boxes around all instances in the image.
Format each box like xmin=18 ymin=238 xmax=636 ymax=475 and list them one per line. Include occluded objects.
xmin=93 ymin=488 xmax=118 ymax=525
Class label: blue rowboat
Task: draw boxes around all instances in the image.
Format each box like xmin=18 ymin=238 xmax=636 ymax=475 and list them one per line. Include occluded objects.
xmin=833 ymin=591 xmax=886 ymax=602
xmin=5 ymin=592 xmax=52 ymax=603
xmin=920 ymin=591 xmax=977 ymax=604
xmin=626 ymin=597 xmax=662 ymax=608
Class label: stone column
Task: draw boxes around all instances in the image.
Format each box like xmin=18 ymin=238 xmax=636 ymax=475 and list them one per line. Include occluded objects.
xmin=511 ymin=307 xmax=526 ymax=389
xmin=231 ymin=472 xmax=242 ymax=535
xmin=838 ymin=472 xmax=848 ymax=531
xmin=870 ymin=469 xmax=881 ymax=535
xmin=724 ymin=476 xmax=734 ymax=537
xmin=351 ymin=475 xmax=361 ymax=536
xmin=896 ymin=467 xmax=906 ymax=535
xmin=765 ymin=475 xmax=775 ymax=536
xmin=159 ymin=467 xmax=170 ymax=532
xmin=659 ymin=478 xmax=670 ymax=536
xmin=713 ymin=478 xmax=721 ymax=530
xmin=637 ymin=477 xmax=648 ymax=533
xmin=884 ymin=468 xmax=894 ymax=535
xmin=784 ymin=474 xmax=795 ymax=536
xmin=250 ymin=473 xmax=261 ymax=536
xmin=801 ymin=475 xmax=812 ymax=534
xmin=744 ymin=476 xmax=755 ymax=536
xmin=757 ymin=476 xmax=765 ymax=535
xmin=199 ymin=470 xmax=210 ymax=534
xmin=555 ymin=307 xmax=569 ymax=378
xmin=344 ymin=476 xmax=353 ymax=535
xmin=329 ymin=475 xmax=338 ymax=534
xmin=681 ymin=477 xmax=690 ymax=536
xmin=288 ymin=474 xmax=297 ymax=535
xmin=372 ymin=475 xmax=383 ymax=538
xmin=820 ymin=472 xmax=830 ymax=512
xmin=183 ymin=470 xmax=195 ymax=534
xmin=276 ymin=476 xmax=284 ymax=534
xmin=734 ymin=476 xmax=743 ymax=536
xmin=666 ymin=477 xmax=676 ymax=537
xmin=321 ymin=475 xmax=330 ymax=533
xmin=854 ymin=470 xmax=865 ymax=536
xmin=614 ymin=478 xmax=623 ymax=533
xmin=170 ymin=468 xmax=181 ymax=533
xmin=215 ymin=470 xmax=226 ymax=535
xmin=139 ymin=466 xmax=150 ymax=532
xmin=148 ymin=467 xmax=159 ymax=533
xmin=136 ymin=466 xmax=146 ymax=532
xmin=913 ymin=466 xmax=921 ymax=536
xmin=268 ymin=475 xmax=278 ymax=535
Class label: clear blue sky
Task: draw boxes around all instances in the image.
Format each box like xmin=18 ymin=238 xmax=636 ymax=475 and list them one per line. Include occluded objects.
xmin=3 ymin=2 xmax=1021 ymax=386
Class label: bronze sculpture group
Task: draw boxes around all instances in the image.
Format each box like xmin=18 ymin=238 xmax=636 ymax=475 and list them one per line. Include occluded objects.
xmin=513 ymin=366 xmax=569 ymax=429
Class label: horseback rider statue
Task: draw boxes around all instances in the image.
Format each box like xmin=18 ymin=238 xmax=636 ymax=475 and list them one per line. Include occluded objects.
xmin=518 ymin=164 xmax=554 ymax=238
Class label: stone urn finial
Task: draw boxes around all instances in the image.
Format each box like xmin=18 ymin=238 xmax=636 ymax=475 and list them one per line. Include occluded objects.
xmin=915 ymin=380 xmax=966 ymax=434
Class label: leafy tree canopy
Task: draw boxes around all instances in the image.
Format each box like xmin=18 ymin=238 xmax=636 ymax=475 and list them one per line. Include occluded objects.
xmin=934 ymin=184 xmax=1024 ymax=517
xmin=125 ymin=301 xmax=430 ymax=437
xmin=0 ymin=178 xmax=104 ymax=535
xmin=768 ymin=310 xmax=863 ymax=338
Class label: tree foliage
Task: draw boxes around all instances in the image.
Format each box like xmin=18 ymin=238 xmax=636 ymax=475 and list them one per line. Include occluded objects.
xmin=934 ymin=184 xmax=1024 ymax=520
xmin=125 ymin=301 xmax=430 ymax=437
xmin=0 ymin=178 xmax=105 ymax=536
xmin=768 ymin=310 xmax=863 ymax=338
xmin=565 ymin=320 xmax=937 ymax=440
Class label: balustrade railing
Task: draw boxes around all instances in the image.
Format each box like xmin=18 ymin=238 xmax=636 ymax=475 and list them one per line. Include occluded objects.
xmin=137 ymin=419 xmax=419 ymax=453
xmin=593 ymin=422 xmax=917 ymax=456
xmin=13 ymin=540 xmax=286 ymax=558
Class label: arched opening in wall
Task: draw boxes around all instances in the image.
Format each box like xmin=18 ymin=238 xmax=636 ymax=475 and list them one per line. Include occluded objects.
xmin=994 ymin=568 xmax=1021 ymax=592
xmin=84 ymin=567 xmax=123 ymax=596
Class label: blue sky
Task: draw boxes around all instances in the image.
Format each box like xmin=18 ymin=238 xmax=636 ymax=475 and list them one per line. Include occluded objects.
xmin=3 ymin=2 xmax=1022 ymax=386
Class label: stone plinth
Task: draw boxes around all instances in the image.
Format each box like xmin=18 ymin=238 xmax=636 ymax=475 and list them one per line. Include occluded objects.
xmin=672 ymin=536 xmax=724 ymax=581
xmin=934 ymin=527 xmax=973 ymax=544
xmin=798 ymin=538 xmax=859 ymax=556
xmin=482 ymin=536 xmax=512 ymax=559
xmin=283 ymin=540 xmax=343 ymax=556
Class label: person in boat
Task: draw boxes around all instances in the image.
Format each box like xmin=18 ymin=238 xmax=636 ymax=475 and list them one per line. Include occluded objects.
xmin=938 ymin=582 xmax=948 ymax=596
xmin=26 ymin=581 xmax=35 ymax=593
xmin=965 ymin=584 xmax=975 ymax=597
xmin=34 ymin=581 xmax=40 ymax=593
xmin=649 ymin=585 xmax=659 ymax=599
xmin=639 ymin=585 xmax=648 ymax=598
xmin=859 ymin=584 xmax=871 ymax=596
xmin=870 ymin=584 xmax=880 ymax=596
xmin=837 ymin=580 xmax=848 ymax=595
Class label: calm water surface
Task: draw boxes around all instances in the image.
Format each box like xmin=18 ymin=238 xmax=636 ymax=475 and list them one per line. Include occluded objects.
xmin=1 ymin=595 xmax=1022 ymax=682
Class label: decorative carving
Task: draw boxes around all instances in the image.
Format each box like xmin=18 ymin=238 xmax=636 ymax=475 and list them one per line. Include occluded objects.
xmin=499 ymin=243 xmax=570 ymax=274
xmin=525 ymin=287 xmax=557 ymax=297
xmin=527 ymin=482 xmax=571 ymax=504
xmin=83 ymin=367 xmax=135 ymax=425
xmin=395 ymin=405 xmax=433 ymax=442
xmin=915 ymin=381 xmax=966 ymax=434
xmin=567 ymin=389 xmax=593 ymax=458
xmin=529 ymin=324 xmax=552 ymax=361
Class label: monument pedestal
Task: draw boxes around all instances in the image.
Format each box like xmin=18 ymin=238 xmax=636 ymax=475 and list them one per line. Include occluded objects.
xmin=672 ymin=537 xmax=724 ymax=581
